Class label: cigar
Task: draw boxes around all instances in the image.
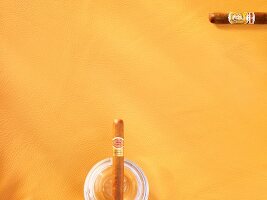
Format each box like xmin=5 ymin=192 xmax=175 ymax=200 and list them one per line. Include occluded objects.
xmin=112 ymin=119 xmax=124 ymax=200
xmin=209 ymin=12 xmax=267 ymax=24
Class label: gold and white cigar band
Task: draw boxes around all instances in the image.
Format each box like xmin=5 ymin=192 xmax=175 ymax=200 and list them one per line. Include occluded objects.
xmin=228 ymin=12 xmax=255 ymax=24
xmin=112 ymin=137 xmax=124 ymax=157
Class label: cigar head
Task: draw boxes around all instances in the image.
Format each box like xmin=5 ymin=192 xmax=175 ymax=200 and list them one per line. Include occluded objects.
xmin=209 ymin=13 xmax=229 ymax=24
xmin=209 ymin=13 xmax=216 ymax=23
xmin=113 ymin=119 xmax=124 ymax=138
xmin=113 ymin=119 xmax=123 ymax=125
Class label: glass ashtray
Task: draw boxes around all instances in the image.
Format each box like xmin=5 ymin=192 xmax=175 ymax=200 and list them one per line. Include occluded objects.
xmin=84 ymin=158 xmax=149 ymax=200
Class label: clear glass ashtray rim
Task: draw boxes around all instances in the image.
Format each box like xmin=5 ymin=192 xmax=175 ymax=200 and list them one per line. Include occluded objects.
xmin=84 ymin=158 xmax=149 ymax=200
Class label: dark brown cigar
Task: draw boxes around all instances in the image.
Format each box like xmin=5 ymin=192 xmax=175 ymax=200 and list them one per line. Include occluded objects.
xmin=209 ymin=12 xmax=267 ymax=24
xmin=112 ymin=119 xmax=124 ymax=200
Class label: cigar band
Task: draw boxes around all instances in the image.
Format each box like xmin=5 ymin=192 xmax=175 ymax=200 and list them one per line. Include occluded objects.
xmin=228 ymin=12 xmax=255 ymax=24
xmin=113 ymin=137 xmax=124 ymax=157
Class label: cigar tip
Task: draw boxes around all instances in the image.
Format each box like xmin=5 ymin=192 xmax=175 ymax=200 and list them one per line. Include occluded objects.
xmin=113 ymin=119 xmax=123 ymax=125
xmin=209 ymin=13 xmax=215 ymax=23
xmin=113 ymin=119 xmax=124 ymax=137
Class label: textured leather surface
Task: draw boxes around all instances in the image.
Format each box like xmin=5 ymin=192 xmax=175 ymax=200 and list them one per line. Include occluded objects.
xmin=1 ymin=1 xmax=267 ymax=199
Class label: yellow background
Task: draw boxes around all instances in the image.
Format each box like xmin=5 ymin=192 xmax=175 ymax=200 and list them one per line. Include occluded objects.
xmin=1 ymin=1 xmax=267 ymax=199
